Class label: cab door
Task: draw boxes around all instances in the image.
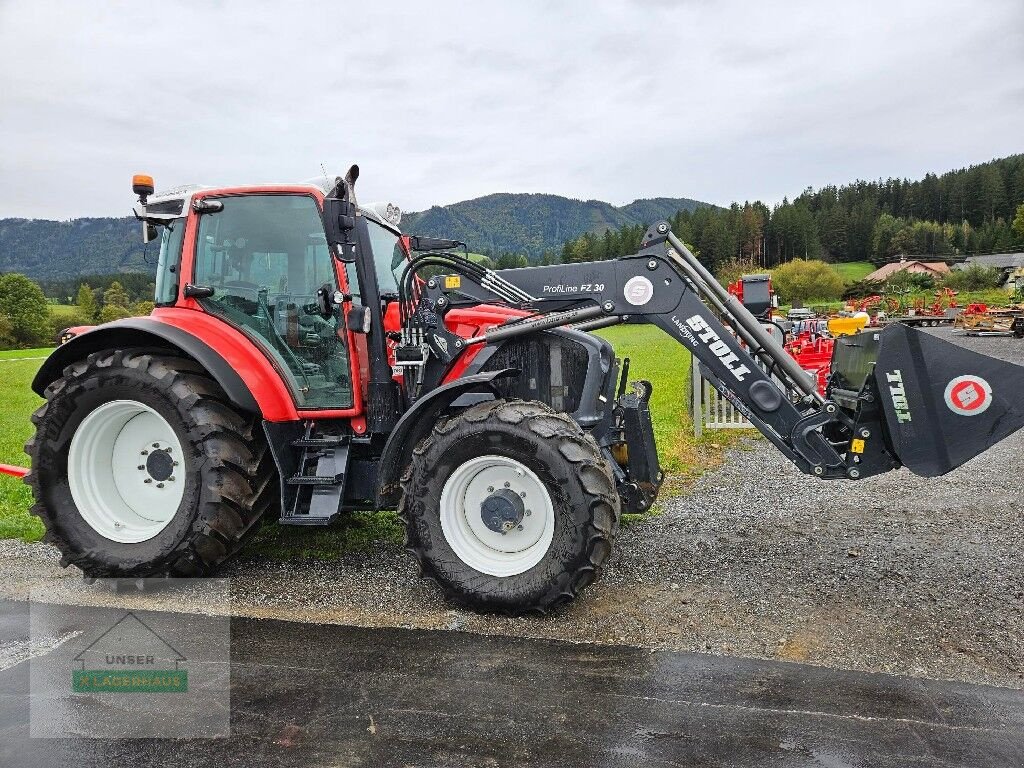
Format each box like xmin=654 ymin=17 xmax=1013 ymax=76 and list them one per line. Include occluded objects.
xmin=192 ymin=193 xmax=355 ymax=410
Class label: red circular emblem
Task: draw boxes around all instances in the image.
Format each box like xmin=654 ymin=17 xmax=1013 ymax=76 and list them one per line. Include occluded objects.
xmin=943 ymin=375 xmax=992 ymax=416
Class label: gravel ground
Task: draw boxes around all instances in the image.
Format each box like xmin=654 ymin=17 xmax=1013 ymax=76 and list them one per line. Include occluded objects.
xmin=2 ymin=327 xmax=1021 ymax=688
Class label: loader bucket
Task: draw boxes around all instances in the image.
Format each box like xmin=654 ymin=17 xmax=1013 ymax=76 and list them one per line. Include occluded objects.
xmin=855 ymin=324 xmax=1024 ymax=477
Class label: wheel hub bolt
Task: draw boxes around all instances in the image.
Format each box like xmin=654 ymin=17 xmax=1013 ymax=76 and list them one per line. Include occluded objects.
xmin=157 ymin=483 xmax=164 ymax=488
xmin=153 ymin=443 xmax=160 ymax=448
xmin=144 ymin=478 xmax=152 ymax=484
xmin=487 ymin=486 xmax=494 ymax=492
xmin=520 ymin=492 xmax=526 ymax=498
xmin=137 ymin=465 xmax=145 ymax=471
xmin=141 ymin=450 xmax=148 ymax=456
xmin=504 ymin=482 xmax=510 ymax=488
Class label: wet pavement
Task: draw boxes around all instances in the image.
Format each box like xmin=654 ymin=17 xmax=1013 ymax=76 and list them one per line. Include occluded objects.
xmin=1 ymin=600 xmax=1023 ymax=766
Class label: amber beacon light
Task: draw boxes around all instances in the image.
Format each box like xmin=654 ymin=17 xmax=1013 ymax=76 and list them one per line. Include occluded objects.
xmin=132 ymin=174 xmax=155 ymax=202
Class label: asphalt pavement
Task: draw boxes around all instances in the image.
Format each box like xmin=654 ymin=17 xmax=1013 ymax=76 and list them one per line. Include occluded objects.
xmin=1 ymin=599 xmax=1023 ymax=767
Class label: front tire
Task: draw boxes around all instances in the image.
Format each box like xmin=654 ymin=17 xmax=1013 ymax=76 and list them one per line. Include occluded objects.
xmin=399 ymin=399 xmax=619 ymax=614
xmin=25 ymin=348 xmax=277 ymax=577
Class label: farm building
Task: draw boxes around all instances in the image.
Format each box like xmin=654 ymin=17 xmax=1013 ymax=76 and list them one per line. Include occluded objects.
xmin=954 ymin=252 xmax=1024 ymax=291
xmin=863 ymin=257 xmax=951 ymax=283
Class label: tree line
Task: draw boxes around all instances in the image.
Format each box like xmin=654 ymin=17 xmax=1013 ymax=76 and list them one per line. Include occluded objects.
xmin=39 ymin=272 xmax=155 ymax=305
xmin=0 ymin=272 xmax=153 ymax=350
xmin=551 ymin=154 xmax=1024 ymax=273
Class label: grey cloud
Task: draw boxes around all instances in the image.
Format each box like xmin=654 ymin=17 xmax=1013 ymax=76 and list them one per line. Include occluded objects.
xmin=0 ymin=0 xmax=1021 ymax=220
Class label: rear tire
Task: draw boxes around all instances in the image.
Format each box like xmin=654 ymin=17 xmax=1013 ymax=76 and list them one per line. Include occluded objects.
xmin=25 ymin=348 xmax=277 ymax=578
xmin=399 ymin=399 xmax=619 ymax=614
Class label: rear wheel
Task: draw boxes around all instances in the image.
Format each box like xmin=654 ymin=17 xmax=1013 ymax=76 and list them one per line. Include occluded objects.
xmin=399 ymin=399 xmax=619 ymax=614
xmin=25 ymin=349 xmax=277 ymax=577
xmin=67 ymin=399 xmax=186 ymax=543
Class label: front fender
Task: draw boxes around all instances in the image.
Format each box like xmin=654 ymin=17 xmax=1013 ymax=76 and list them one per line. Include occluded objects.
xmin=375 ymin=369 xmax=517 ymax=508
xmin=32 ymin=317 xmax=260 ymax=414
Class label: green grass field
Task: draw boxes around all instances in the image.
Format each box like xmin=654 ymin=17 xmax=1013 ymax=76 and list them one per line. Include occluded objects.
xmin=48 ymin=303 xmax=80 ymax=321
xmin=833 ymin=261 xmax=875 ymax=282
xmin=0 ymin=348 xmax=48 ymax=541
xmin=0 ymin=327 xmax=728 ymax=555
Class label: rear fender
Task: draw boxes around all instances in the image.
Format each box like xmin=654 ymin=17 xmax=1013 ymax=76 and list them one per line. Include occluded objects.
xmin=375 ymin=369 xmax=517 ymax=508
xmin=32 ymin=317 xmax=261 ymax=415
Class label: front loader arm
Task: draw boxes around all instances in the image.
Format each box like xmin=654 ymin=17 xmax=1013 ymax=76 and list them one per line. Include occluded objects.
xmin=418 ymin=223 xmax=884 ymax=480
xmin=414 ymin=221 xmax=1024 ymax=481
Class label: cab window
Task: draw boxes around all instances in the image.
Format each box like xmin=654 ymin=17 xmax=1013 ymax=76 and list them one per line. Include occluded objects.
xmin=366 ymin=219 xmax=406 ymax=297
xmin=154 ymin=219 xmax=185 ymax=305
xmin=193 ymin=194 xmax=352 ymax=410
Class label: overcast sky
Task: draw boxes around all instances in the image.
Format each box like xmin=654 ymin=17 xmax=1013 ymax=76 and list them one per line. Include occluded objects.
xmin=1 ymin=0 xmax=1021 ymax=220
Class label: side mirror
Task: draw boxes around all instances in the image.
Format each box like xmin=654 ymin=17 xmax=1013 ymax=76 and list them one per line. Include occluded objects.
xmin=143 ymin=222 xmax=160 ymax=244
xmin=322 ymin=197 xmax=358 ymax=262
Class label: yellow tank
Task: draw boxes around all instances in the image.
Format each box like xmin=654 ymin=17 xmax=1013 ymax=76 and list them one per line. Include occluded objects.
xmin=827 ymin=314 xmax=869 ymax=337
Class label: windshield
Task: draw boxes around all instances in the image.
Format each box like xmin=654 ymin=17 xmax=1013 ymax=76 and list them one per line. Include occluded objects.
xmin=365 ymin=220 xmax=405 ymax=296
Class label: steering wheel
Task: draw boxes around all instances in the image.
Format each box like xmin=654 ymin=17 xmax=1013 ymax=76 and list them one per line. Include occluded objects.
xmin=222 ymin=280 xmax=263 ymax=301
xmin=217 ymin=280 xmax=263 ymax=314
xmin=223 ymin=279 xmax=260 ymax=291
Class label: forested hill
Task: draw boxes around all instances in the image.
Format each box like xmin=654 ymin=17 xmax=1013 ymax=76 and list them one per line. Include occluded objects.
xmin=0 ymin=217 xmax=147 ymax=280
xmin=401 ymin=193 xmax=708 ymax=260
xmin=3 ymin=154 xmax=1021 ymax=280
xmin=0 ymin=193 xmax=708 ymax=279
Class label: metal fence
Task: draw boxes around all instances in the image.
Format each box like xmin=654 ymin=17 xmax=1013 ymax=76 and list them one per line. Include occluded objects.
xmin=690 ymin=356 xmax=755 ymax=436
xmin=690 ymin=323 xmax=800 ymax=437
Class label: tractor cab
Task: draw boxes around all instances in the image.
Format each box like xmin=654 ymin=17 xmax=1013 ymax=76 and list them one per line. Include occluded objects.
xmin=130 ymin=175 xmax=416 ymax=414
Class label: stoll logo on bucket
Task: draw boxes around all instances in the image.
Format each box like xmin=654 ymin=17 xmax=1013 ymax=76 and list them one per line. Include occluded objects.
xmin=943 ymin=374 xmax=992 ymax=416
xmin=71 ymin=611 xmax=188 ymax=693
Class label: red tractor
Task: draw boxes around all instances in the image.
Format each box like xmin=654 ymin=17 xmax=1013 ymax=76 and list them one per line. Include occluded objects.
xmin=19 ymin=167 xmax=1024 ymax=613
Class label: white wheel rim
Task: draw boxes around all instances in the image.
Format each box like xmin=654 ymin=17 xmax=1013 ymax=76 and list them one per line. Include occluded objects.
xmin=439 ymin=455 xmax=555 ymax=577
xmin=68 ymin=399 xmax=185 ymax=543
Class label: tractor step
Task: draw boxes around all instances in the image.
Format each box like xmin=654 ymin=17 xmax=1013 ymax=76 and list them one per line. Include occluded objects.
xmin=279 ymin=436 xmax=350 ymax=526
xmin=290 ymin=435 xmax=348 ymax=448
xmin=286 ymin=474 xmax=340 ymax=486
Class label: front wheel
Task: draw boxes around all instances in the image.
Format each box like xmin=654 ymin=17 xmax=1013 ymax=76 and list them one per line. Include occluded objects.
xmin=399 ymin=399 xmax=619 ymax=614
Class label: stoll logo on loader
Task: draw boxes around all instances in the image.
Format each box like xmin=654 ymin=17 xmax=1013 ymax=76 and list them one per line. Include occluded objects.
xmin=71 ymin=611 xmax=188 ymax=694
xmin=680 ymin=314 xmax=752 ymax=382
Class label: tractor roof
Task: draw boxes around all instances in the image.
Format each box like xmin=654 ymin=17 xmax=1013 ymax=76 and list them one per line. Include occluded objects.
xmin=142 ymin=178 xmax=402 ymax=232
